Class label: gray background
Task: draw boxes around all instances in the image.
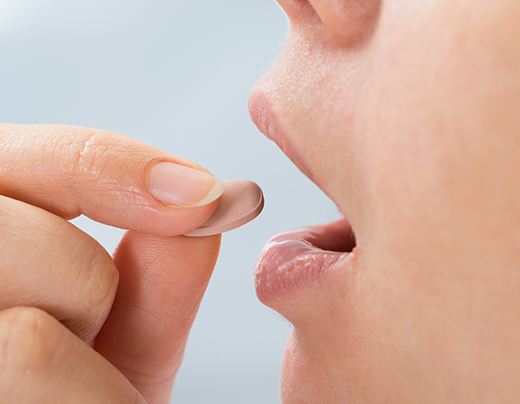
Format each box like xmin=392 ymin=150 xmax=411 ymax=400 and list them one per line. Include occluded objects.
xmin=0 ymin=1 xmax=338 ymax=402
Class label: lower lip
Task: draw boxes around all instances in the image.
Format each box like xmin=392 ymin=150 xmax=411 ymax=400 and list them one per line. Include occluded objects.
xmin=255 ymin=220 xmax=355 ymax=303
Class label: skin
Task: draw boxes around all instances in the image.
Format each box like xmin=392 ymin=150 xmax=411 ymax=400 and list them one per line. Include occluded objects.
xmin=0 ymin=124 xmax=221 ymax=403
xmin=250 ymin=0 xmax=520 ymax=403
xmin=1 ymin=1 xmax=519 ymax=403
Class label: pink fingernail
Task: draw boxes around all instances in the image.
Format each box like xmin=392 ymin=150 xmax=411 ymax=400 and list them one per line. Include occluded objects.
xmin=148 ymin=162 xmax=223 ymax=207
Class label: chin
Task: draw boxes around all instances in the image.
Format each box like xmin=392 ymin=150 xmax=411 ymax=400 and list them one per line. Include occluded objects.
xmin=280 ymin=332 xmax=352 ymax=404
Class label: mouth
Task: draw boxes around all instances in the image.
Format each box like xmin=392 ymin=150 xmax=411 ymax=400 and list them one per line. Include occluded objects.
xmin=255 ymin=218 xmax=357 ymax=303
xmin=249 ymin=91 xmax=358 ymax=304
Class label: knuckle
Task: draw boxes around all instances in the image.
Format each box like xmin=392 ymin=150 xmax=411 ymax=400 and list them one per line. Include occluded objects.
xmin=68 ymin=129 xmax=122 ymax=180
xmin=73 ymin=236 xmax=119 ymax=305
xmin=70 ymin=236 xmax=119 ymax=322
xmin=0 ymin=307 xmax=62 ymax=376
xmin=86 ymin=244 xmax=119 ymax=308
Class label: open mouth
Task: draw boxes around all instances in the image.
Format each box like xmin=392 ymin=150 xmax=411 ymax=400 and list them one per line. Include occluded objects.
xmin=255 ymin=217 xmax=357 ymax=303
xmin=249 ymin=90 xmax=359 ymax=303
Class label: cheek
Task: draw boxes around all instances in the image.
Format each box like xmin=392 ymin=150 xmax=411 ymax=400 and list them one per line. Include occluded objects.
xmin=360 ymin=0 xmax=520 ymax=260
xmin=351 ymin=2 xmax=520 ymax=397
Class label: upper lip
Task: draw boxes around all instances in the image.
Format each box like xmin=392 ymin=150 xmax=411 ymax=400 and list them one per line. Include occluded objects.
xmin=248 ymin=90 xmax=278 ymax=144
xmin=248 ymin=90 xmax=314 ymax=182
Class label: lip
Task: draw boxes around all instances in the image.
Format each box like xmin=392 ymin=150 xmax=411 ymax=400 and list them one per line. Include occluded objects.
xmin=248 ymin=91 xmax=314 ymax=182
xmin=255 ymin=218 xmax=357 ymax=304
xmin=250 ymin=90 xmax=358 ymax=307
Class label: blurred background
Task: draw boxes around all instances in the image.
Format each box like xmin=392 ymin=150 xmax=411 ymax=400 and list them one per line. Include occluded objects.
xmin=0 ymin=1 xmax=339 ymax=402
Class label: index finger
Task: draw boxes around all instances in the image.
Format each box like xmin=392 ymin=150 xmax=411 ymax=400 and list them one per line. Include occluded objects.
xmin=0 ymin=123 xmax=223 ymax=236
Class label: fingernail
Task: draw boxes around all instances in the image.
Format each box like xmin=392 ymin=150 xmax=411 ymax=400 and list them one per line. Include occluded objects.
xmin=147 ymin=161 xmax=224 ymax=207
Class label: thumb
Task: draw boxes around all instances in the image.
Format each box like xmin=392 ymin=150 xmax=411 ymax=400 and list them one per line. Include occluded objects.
xmin=94 ymin=231 xmax=221 ymax=404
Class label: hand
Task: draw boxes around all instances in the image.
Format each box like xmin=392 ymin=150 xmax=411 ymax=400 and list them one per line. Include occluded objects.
xmin=0 ymin=123 xmax=222 ymax=403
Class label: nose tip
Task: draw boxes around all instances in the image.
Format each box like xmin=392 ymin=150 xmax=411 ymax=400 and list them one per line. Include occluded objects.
xmin=247 ymin=90 xmax=260 ymax=125
xmin=248 ymin=90 xmax=273 ymax=139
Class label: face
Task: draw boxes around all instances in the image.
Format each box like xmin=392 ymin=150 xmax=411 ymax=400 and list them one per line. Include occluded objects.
xmin=250 ymin=1 xmax=520 ymax=403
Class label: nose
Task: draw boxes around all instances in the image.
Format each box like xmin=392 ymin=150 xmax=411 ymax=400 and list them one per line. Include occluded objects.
xmin=284 ymin=0 xmax=381 ymax=45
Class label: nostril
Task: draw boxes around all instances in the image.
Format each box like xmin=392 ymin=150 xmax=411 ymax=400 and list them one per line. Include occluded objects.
xmin=304 ymin=0 xmax=382 ymax=45
xmin=278 ymin=0 xmax=320 ymax=23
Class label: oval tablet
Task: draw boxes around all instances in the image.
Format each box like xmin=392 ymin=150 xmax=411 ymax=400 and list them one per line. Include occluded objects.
xmin=184 ymin=180 xmax=264 ymax=237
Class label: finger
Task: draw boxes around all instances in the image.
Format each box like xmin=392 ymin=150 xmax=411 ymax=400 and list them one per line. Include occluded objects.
xmin=0 ymin=307 xmax=146 ymax=403
xmin=95 ymin=231 xmax=221 ymax=404
xmin=0 ymin=195 xmax=118 ymax=344
xmin=0 ymin=123 xmax=223 ymax=236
